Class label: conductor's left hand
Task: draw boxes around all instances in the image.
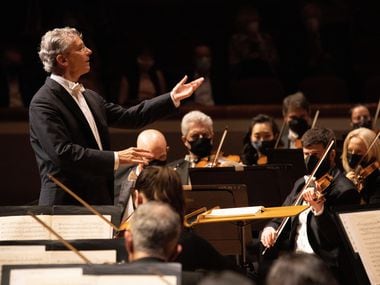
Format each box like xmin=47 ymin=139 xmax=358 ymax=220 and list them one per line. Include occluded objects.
xmin=170 ymin=75 xmax=204 ymax=103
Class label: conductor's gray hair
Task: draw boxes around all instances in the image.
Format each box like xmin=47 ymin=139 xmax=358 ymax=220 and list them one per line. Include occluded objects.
xmin=38 ymin=27 xmax=82 ymax=73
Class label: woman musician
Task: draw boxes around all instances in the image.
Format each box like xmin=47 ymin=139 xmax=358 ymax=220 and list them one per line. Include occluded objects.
xmin=341 ymin=127 xmax=380 ymax=204
xmin=241 ymin=114 xmax=280 ymax=165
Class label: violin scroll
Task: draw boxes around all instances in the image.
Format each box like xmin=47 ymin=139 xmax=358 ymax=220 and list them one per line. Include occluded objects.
xmin=350 ymin=161 xmax=380 ymax=192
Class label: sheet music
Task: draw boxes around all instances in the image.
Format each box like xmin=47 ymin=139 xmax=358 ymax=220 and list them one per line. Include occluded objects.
xmin=339 ymin=210 xmax=380 ymax=285
xmin=0 ymin=245 xmax=116 ymax=281
xmin=10 ymin=268 xmax=84 ymax=285
xmin=0 ymin=215 xmax=113 ymax=241
xmin=205 ymin=206 xmax=264 ymax=218
xmin=9 ymin=269 xmax=177 ymax=285
xmin=0 ymin=215 xmax=51 ymax=240
xmin=51 ymin=215 xmax=113 ymax=239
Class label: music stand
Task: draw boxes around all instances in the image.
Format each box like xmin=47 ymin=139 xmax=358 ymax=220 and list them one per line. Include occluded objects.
xmin=1 ymin=263 xmax=182 ymax=285
xmin=185 ymin=204 xmax=308 ymax=270
xmin=266 ymin=148 xmax=307 ymax=186
xmin=333 ymin=203 xmax=380 ymax=285
xmin=183 ymin=184 xmax=251 ymax=261
xmin=188 ymin=165 xmax=301 ymax=232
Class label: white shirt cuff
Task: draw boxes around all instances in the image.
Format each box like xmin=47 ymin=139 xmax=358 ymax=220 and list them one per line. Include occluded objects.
xmin=170 ymin=92 xmax=180 ymax=108
xmin=114 ymin=152 xmax=120 ymax=170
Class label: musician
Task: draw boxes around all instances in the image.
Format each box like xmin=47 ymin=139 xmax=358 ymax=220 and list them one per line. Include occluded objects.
xmin=341 ymin=127 xmax=380 ymax=204
xmin=266 ymin=252 xmax=338 ymax=285
xmin=349 ymin=104 xmax=372 ymax=130
xmin=131 ymin=166 xmax=240 ymax=272
xmin=115 ymin=129 xmax=168 ymax=221
xmin=168 ymin=110 xmax=214 ymax=184
xmin=259 ymin=127 xmax=361 ymax=284
xmin=124 ymin=201 xmax=204 ymax=285
xmin=125 ymin=201 xmax=182 ymax=262
xmin=241 ymin=114 xmax=279 ymax=165
xmin=29 ymin=27 xmax=203 ymax=205
xmin=280 ymin=92 xmax=311 ymax=149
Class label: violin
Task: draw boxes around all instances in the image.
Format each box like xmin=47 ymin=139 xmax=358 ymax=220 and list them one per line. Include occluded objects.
xmin=257 ymin=153 xmax=268 ymax=165
xmin=195 ymin=153 xmax=241 ymax=168
xmin=350 ymin=131 xmax=380 ymax=192
xmin=352 ymin=161 xmax=380 ymax=192
xmin=312 ymin=172 xmax=333 ymax=202
xmin=195 ymin=127 xmax=241 ymax=167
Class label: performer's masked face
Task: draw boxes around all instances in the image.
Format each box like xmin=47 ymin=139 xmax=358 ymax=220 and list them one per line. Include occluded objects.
xmin=304 ymin=144 xmax=333 ymax=179
xmin=188 ymin=137 xmax=213 ymax=158
xmin=183 ymin=122 xmax=213 ymax=158
xmin=250 ymin=122 xmax=276 ymax=155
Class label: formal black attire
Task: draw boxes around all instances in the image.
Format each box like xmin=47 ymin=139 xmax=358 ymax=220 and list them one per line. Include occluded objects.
xmin=176 ymin=228 xmax=240 ymax=272
xmin=131 ymin=256 xmax=205 ymax=285
xmin=260 ymin=167 xmax=361 ymax=282
xmin=360 ymin=168 xmax=380 ymax=204
xmin=29 ymin=77 xmax=177 ymax=205
xmin=168 ymin=157 xmax=191 ymax=185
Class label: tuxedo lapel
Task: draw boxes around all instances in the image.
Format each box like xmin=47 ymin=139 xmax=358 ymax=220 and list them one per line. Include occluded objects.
xmin=47 ymin=78 xmax=100 ymax=149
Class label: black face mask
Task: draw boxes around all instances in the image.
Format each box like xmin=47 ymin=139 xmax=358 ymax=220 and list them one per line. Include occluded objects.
xmin=189 ymin=137 xmax=213 ymax=158
xmin=148 ymin=159 xmax=167 ymax=167
xmin=251 ymin=140 xmax=276 ymax=155
xmin=305 ymin=154 xmax=331 ymax=179
xmin=288 ymin=117 xmax=310 ymax=137
xmin=352 ymin=119 xmax=372 ymax=130
xmin=347 ymin=153 xmax=362 ymax=169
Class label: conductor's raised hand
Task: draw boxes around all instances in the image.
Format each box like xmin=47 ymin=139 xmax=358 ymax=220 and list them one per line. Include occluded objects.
xmin=170 ymin=75 xmax=204 ymax=103
xmin=117 ymin=147 xmax=154 ymax=165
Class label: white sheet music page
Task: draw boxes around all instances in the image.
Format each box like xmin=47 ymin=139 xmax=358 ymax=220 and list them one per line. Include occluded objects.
xmin=205 ymin=206 xmax=264 ymax=218
xmin=10 ymin=268 xmax=84 ymax=285
xmin=51 ymin=215 xmax=113 ymax=239
xmin=0 ymin=246 xmax=116 ymax=281
xmin=339 ymin=210 xmax=380 ymax=285
xmin=10 ymin=269 xmax=177 ymax=285
xmin=0 ymin=215 xmax=51 ymax=240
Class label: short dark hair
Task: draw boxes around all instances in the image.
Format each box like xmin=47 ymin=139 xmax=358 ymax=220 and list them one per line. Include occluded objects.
xmin=301 ymin=127 xmax=335 ymax=149
xmin=266 ymin=252 xmax=338 ymax=285
xmin=247 ymin=114 xmax=279 ymax=140
xmin=134 ymin=166 xmax=185 ymax=221
xmin=282 ymin=92 xmax=310 ymax=116
xmin=241 ymin=114 xmax=279 ymax=165
xmin=349 ymin=103 xmax=370 ymax=117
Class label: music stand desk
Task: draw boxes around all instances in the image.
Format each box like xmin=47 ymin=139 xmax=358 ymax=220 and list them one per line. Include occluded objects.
xmin=186 ymin=205 xmax=308 ymax=266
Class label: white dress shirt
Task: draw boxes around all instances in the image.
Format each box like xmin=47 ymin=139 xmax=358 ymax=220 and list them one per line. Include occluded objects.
xmin=51 ymin=74 xmax=103 ymax=150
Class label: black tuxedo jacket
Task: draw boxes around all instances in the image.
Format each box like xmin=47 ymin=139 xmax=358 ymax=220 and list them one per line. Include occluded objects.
xmin=29 ymin=77 xmax=177 ymax=205
xmin=131 ymin=257 xmax=204 ymax=285
xmin=168 ymin=158 xmax=191 ymax=185
xmin=266 ymin=167 xmax=361 ymax=268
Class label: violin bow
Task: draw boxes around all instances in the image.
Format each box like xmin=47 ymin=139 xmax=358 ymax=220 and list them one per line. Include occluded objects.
xmin=311 ymin=110 xmax=320 ymax=129
xmin=274 ymin=120 xmax=286 ymax=149
xmin=262 ymin=139 xmax=335 ymax=255
xmin=28 ymin=211 xmax=92 ymax=264
xmin=372 ymin=97 xmax=380 ymax=130
xmin=353 ymin=131 xmax=380 ymax=175
xmin=211 ymin=127 xmax=228 ymax=167
xmin=48 ymin=174 xmax=120 ymax=232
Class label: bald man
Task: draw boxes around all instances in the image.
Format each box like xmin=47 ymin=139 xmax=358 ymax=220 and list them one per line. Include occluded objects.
xmin=114 ymin=129 xmax=168 ymax=220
